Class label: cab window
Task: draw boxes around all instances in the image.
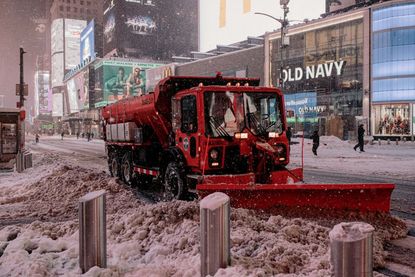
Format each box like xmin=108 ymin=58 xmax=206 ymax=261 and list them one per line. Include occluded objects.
xmin=181 ymin=95 xmax=197 ymax=133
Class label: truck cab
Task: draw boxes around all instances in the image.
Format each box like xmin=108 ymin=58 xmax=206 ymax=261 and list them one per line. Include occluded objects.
xmin=171 ymin=83 xmax=289 ymax=187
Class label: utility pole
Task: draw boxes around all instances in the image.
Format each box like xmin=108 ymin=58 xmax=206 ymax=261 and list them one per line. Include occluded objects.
xmin=254 ymin=0 xmax=290 ymax=89
xmin=280 ymin=0 xmax=290 ymax=90
xmin=19 ymin=47 xmax=26 ymax=107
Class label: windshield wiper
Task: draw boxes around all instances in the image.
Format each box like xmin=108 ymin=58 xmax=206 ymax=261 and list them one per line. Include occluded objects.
xmin=246 ymin=112 xmax=267 ymax=136
xmin=209 ymin=116 xmax=231 ymax=137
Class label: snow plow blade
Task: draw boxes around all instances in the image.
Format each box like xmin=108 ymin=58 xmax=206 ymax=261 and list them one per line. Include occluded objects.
xmin=197 ymin=175 xmax=395 ymax=213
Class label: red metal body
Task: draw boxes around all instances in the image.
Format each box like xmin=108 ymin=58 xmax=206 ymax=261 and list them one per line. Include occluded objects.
xmin=197 ymin=182 xmax=394 ymax=212
xmin=102 ymin=74 xmax=395 ymax=214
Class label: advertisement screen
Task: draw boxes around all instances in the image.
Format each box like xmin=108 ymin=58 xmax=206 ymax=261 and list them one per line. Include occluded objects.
xmin=284 ymin=92 xmax=318 ymax=123
xmin=94 ymin=60 xmax=162 ymax=107
xmin=51 ymin=19 xmax=63 ymax=53
xmin=80 ymin=20 xmax=95 ymax=63
xmin=67 ymin=79 xmax=79 ymax=113
xmin=103 ymin=0 xmax=117 ymax=56
xmin=51 ymin=53 xmax=64 ymax=87
xmin=67 ymin=69 xmax=90 ymax=113
xmin=35 ymin=71 xmax=50 ymax=115
xmin=103 ymin=0 xmax=198 ymax=59
xmin=65 ymin=19 xmax=87 ymax=70
xmin=52 ymin=92 xmax=63 ymax=117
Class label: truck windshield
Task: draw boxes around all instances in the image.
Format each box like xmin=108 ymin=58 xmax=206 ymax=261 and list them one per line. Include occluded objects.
xmin=204 ymin=91 xmax=283 ymax=137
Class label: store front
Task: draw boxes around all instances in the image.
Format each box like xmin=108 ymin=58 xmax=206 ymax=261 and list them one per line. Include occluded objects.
xmin=371 ymin=2 xmax=415 ymax=138
xmin=266 ymin=14 xmax=366 ymax=140
xmin=372 ymin=104 xmax=411 ymax=136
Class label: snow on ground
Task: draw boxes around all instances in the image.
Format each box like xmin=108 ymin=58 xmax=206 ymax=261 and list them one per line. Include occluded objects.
xmin=0 ymin=144 xmax=408 ymax=276
xmin=290 ymin=136 xmax=415 ymax=180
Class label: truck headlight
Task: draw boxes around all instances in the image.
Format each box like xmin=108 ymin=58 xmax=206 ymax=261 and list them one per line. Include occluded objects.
xmin=269 ymin=132 xmax=279 ymax=138
xmin=210 ymin=149 xmax=219 ymax=160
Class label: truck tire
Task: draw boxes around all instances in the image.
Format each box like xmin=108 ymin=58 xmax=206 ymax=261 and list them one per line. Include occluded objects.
xmin=163 ymin=162 xmax=185 ymax=201
xmin=109 ymin=153 xmax=120 ymax=178
xmin=122 ymin=153 xmax=133 ymax=185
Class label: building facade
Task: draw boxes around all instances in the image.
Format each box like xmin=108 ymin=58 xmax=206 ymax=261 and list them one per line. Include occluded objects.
xmin=265 ymin=0 xmax=415 ymax=139
xmin=371 ymin=1 xmax=415 ymax=138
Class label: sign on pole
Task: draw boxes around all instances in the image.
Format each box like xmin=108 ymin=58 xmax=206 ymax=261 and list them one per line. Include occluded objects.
xmin=15 ymin=84 xmax=28 ymax=96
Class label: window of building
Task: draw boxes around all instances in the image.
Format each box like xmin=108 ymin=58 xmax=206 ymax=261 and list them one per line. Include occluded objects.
xmin=59 ymin=5 xmax=63 ymax=11
xmin=87 ymin=1 xmax=91 ymax=6
xmin=73 ymin=0 xmax=76 ymax=3
xmin=80 ymin=0 xmax=84 ymax=5
xmin=73 ymin=7 xmax=77 ymax=12
xmin=373 ymin=104 xmax=410 ymax=136
xmin=66 ymin=6 xmax=70 ymax=11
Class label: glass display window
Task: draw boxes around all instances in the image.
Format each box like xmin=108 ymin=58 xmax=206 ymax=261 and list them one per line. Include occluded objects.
xmin=373 ymin=104 xmax=410 ymax=135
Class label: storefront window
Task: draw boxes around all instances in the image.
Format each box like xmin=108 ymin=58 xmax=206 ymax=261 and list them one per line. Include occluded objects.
xmin=373 ymin=104 xmax=410 ymax=136
xmin=270 ymin=19 xmax=363 ymax=139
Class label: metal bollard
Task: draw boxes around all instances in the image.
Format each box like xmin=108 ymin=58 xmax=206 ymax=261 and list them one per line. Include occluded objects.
xmin=79 ymin=190 xmax=107 ymax=273
xmin=378 ymin=139 xmax=381 ymax=145
xmin=330 ymin=222 xmax=374 ymax=277
xmin=387 ymin=139 xmax=390 ymax=145
xmin=16 ymin=151 xmax=24 ymax=172
xmin=200 ymin=192 xmax=231 ymax=277
xmin=396 ymin=139 xmax=399 ymax=145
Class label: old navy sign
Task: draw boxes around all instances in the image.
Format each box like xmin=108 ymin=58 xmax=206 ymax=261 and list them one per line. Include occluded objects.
xmin=282 ymin=60 xmax=345 ymax=82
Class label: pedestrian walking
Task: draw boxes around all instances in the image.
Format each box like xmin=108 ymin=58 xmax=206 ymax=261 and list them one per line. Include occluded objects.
xmin=286 ymin=127 xmax=292 ymax=145
xmin=35 ymin=134 xmax=39 ymax=143
xmin=354 ymin=124 xmax=365 ymax=152
xmin=87 ymin=132 xmax=91 ymax=142
xmin=77 ymin=132 xmax=80 ymax=139
xmin=311 ymin=130 xmax=319 ymax=156
xmin=61 ymin=132 xmax=64 ymax=140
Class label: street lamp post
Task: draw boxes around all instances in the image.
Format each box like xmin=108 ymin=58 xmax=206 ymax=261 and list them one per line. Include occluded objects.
xmin=255 ymin=0 xmax=290 ymax=90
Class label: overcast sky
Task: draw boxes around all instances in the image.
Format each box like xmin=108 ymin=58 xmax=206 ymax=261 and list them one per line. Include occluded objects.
xmin=200 ymin=0 xmax=325 ymax=51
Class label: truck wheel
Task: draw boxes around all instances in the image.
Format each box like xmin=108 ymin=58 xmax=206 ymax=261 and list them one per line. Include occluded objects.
xmin=122 ymin=153 xmax=133 ymax=185
xmin=163 ymin=162 xmax=185 ymax=201
xmin=109 ymin=153 xmax=120 ymax=178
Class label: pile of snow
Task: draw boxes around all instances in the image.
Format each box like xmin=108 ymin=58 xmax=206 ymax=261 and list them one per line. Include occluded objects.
xmin=0 ymin=152 xmax=408 ymax=276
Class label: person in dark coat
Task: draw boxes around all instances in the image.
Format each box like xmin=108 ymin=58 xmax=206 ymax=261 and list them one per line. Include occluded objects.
xmin=311 ymin=130 xmax=319 ymax=156
xmin=286 ymin=127 xmax=292 ymax=145
xmin=354 ymin=124 xmax=365 ymax=152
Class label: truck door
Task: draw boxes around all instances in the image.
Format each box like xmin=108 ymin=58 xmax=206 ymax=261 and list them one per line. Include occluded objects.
xmin=174 ymin=94 xmax=199 ymax=168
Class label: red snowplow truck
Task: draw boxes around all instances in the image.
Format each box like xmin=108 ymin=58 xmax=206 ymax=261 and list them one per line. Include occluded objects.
xmin=102 ymin=74 xmax=394 ymax=213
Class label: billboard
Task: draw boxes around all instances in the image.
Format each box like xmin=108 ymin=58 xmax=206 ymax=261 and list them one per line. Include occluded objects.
xmin=51 ymin=53 xmax=64 ymax=87
xmin=34 ymin=71 xmax=50 ymax=116
xmin=80 ymin=20 xmax=95 ymax=63
xmin=103 ymin=0 xmax=117 ymax=55
xmin=51 ymin=19 xmax=63 ymax=53
xmin=103 ymin=0 xmax=199 ymax=60
xmin=94 ymin=60 xmax=163 ymax=107
xmin=66 ymin=69 xmax=90 ymax=113
xmin=52 ymin=92 xmax=63 ymax=117
xmin=284 ymin=92 xmax=319 ymax=123
xmin=145 ymin=63 xmax=176 ymax=92
xmin=65 ymin=19 xmax=87 ymax=70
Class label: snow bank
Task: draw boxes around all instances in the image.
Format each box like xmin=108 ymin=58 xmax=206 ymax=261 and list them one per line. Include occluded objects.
xmin=0 ymin=152 xmax=408 ymax=276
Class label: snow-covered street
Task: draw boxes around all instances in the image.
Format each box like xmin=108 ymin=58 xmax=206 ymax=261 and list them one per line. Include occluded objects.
xmin=0 ymin=136 xmax=414 ymax=276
